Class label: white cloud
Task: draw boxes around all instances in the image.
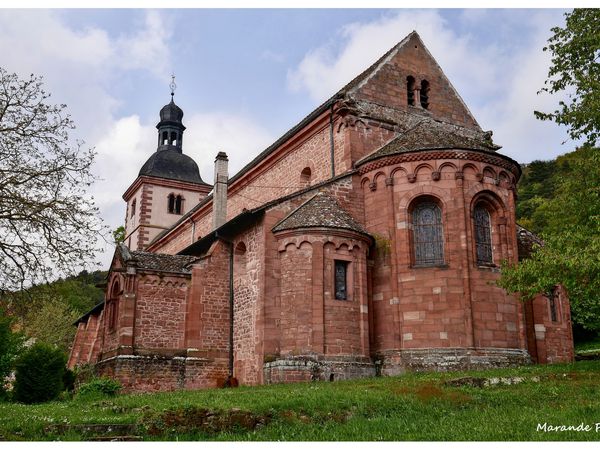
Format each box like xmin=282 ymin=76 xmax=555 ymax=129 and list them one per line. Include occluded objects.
xmin=288 ymin=9 xmax=573 ymax=163
xmin=288 ymin=10 xmax=499 ymax=105
xmin=185 ymin=112 xmax=274 ymax=184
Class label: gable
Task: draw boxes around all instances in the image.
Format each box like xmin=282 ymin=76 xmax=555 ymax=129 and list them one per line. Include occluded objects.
xmin=348 ymin=32 xmax=481 ymax=130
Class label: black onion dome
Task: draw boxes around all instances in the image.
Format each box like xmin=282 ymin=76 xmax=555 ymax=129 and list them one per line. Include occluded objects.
xmin=139 ymin=149 xmax=206 ymax=184
xmin=159 ymin=99 xmax=184 ymax=124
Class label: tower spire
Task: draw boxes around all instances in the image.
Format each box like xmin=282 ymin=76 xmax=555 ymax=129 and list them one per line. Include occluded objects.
xmin=169 ymin=73 xmax=177 ymax=101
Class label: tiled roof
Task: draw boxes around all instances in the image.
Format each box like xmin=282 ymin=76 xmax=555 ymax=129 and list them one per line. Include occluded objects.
xmin=357 ymin=119 xmax=499 ymax=166
xmin=119 ymin=244 xmax=198 ymax=274
xmin=272 ymin=192 xmax=368 ymax=235
xmin=516 ymin=224 xmax=544 ymax=261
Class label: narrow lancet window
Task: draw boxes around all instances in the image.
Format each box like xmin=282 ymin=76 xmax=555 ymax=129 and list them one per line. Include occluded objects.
xmin=407 ymin=76 xmax=416 ymax=106
xmin=420 ymin=80 xmax=430 ymax=109
xmin=334 ymin=260 xmax=349 ymax=300
xmin=474 ymin=205 xmax=493 ymax=265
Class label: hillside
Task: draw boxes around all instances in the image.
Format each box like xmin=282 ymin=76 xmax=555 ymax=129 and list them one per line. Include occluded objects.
xmin=0 ymin=270 xmax=107 ymax=353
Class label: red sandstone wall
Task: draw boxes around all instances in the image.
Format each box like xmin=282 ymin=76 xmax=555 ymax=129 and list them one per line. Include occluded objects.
xmin=352 ymin=32 xmax=480 ymax=130
xmin=134 ymin=274 xmax=189 ymax=349
xmin=185 ymin=240 xmax=231 ymax=358
xmin=232 ymin=223 xmax=264 ymax=385
xmin=527 ymin=286 xmax=574 ymax=364
xmin=360 ymin=151 xmax=523 ymax=353
xmin=150 ymin=117 xmax=348 ymax=256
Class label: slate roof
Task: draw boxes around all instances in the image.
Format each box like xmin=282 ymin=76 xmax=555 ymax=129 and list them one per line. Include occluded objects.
xmin=516 ymin=224 xmax=544 ymax=261
xmin=357 ymin=119 xmax=499 ymax=166
xmin=118 ymin=244 xmax=198 ymax=274
xmin=139 ymin=149 xmax=209 ymax=185
xmin=272 ymin=192 xmax=368 ymax=235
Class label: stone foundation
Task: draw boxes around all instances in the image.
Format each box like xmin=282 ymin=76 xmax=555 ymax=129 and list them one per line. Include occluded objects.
xmin=95 ymin=354 xmax=229 ymax=392
xmin=376 ymin=347 xmax=532 ymax=376
xmin=263 ymin=355 xmax=376 ymax=384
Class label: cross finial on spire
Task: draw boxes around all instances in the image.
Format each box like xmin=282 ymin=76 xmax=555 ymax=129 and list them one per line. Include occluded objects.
xmin=169 ymin=73 xmax=177 ymax=100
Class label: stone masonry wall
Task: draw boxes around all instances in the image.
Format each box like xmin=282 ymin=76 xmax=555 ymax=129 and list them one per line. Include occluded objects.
xmin=135 ymin=273 xmax=189 ymax=350
xmin=527 ymin=286 xmax=574 ymax=364
xmin=232 ymin=222 xmax=264 ymax=385
xmin=359 ymin=150 xmax=525 ymax=356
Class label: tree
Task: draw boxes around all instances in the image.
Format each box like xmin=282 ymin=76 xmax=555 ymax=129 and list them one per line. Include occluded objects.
xmin=534 ymin=9 xmax=600 ymax=146
xmin=22 ymin=297 xmax=80 ymax=354
xmin=499 ymin=146 xmax=600 ymax=331
xmin=0 ymin=309 xmax=24 ymax=399
xmin=112 ymin=225 xmax=126 ymax=245
xmin=0 ymin=68 xmax=104 ymax=292
xmin=13 ymin=342 xmax=67 ymax=404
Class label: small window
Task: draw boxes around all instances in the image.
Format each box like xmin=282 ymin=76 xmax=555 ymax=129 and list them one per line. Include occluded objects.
xmin=174 ymin=195 xmax=183 ymax=214
xmin=130 ymin=199 xmax=136 ymax=218
xmin=420 ymin=80 xmax=430 ymax=109
xmin=167 ymin=194 xmax=183 ymax=215
xmin=407 ymin=76 xmax=415 ymax=106
xmin=412 ymin=200 xmax=444 ymax=266
xmin=334 ymin=260 xmax=349 ymax=300
xmin=474 ymin=205 xmax=493 ymax=265
xmin=162 ymin=131 xmax=168 ymax=145
xmin=168 ymin=193 xmax=175 ymax=214
xmin=301 ymin=167 xmax=312 ymax=184
xmin=170 ymin=131 xmax=177 ymax=146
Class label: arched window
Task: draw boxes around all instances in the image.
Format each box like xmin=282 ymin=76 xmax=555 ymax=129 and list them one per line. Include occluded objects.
xmin=301 ymin=167 xmax=312 ymax=184
xmin=168 ymin=193 xmax=183 ymax=214
xmin=474 ymin=204 xmax=493 ymax=265
xmin=168 ymin=193 xmax=175 ymax=213
xmin=130 ymin=199 xmax=136 ymax=218
xmin=170 ymin=131 xmax=177 ymax=146
xmin=108 ymin=281 xmax=120 ymax=331
xmin=162 ymin=131 xmax=168 ymax=145
xmin=406 ymin=76 xmax=416 ymax=106
xmin=412 ymin=200 xmax=444 ymax=266
xmin=420 ymin=80 xmax=430 ymax=109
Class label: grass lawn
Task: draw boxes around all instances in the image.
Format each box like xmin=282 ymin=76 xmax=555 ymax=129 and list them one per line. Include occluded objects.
xmin=1 ymin=360 xmax=600 ymax=441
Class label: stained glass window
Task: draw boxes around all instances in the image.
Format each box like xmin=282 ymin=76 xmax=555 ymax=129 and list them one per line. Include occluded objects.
xmin=334 ymin=260 xmax=348 ymax=300
xmin=412 ymin=201 xmax=444 ymax=266
xmin=474 ymin=205 xmax=493 ymax=265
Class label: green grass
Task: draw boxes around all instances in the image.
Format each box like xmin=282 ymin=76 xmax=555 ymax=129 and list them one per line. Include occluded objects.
xmin=2 ymin=361 xmax=600 ymax=441
xmin=575 ymin=336 xmax=600 ymax=353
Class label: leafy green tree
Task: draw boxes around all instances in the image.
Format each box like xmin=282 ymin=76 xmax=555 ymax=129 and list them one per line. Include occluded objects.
xmin=500 ymin=146 xmax=600 ymax=331
xmin=13 ymin=343 xmax=67 ymax=404
xmin=112 ymin=225 xmax=126 ymax=245
xmin=535 ymin=9 xmax=600 ymax=145
xmin=23 ymin=298 xmax=80 ymax=353
xmin=0 ymin=309 xmax=24 ymax=399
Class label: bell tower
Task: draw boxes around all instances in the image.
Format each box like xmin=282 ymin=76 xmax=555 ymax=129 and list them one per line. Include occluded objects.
xmin=122 ymin=78 xmax=212 ymax=251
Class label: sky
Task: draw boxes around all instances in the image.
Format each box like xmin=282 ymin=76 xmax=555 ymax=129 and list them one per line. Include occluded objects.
xmin=0 ymin=7 xmax=581 ymax=270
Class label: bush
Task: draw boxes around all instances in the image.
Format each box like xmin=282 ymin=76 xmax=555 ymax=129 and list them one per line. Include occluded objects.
xmin=13 ymin=343 xmax=67 ymax=404
xmin=0 ymin=309 xmax=24 ymax=398
xmin=77 ymin=376 xmax=121 ymax=399
xmin=62 ymin=368 xmax=76 ymax=393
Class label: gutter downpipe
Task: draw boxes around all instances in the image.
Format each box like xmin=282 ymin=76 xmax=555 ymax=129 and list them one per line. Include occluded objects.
xmin=329 ymin=102 xmax=335 ymax=178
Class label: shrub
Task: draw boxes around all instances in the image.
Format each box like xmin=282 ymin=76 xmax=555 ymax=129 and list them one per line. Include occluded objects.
xmin=62 ymin=368 xmax=77 ymax=392
xmin=77 ymin=376 xmax=122 ymax=399
xmin=0 ymin=309 xmax=24 ymax=399
xmin=13 ymin=343 xmax=67 ymax=404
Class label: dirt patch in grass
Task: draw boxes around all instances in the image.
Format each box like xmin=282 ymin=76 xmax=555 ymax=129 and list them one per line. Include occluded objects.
xmin=139 ymin=406 xmax=271 ymax=437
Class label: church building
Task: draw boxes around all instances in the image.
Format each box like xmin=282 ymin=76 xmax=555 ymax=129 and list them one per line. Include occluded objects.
xmin=68 ymin=32 xmax=574 ymax=392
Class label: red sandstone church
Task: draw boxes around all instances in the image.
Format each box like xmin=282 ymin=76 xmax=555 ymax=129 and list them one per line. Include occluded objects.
xmin=69 ymin=32 xmax=574 ymax=392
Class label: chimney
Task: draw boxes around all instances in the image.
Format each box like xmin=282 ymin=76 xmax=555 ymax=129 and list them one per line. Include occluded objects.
xmin=212 ymin=151 xmax=229 ymax=230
